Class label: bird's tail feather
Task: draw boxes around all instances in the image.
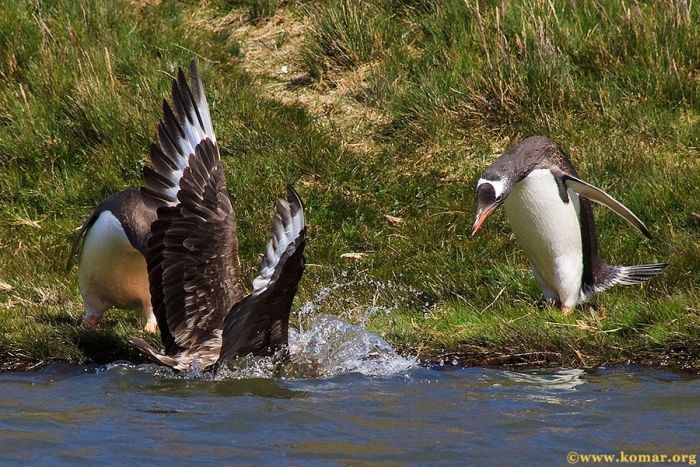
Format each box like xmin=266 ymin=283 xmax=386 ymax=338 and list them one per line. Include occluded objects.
xmin=586 ymin=263 xmax=667 ymax=297
xmin=128 ymin=337 xmax=180 ymax=369
xmin=611 ymin=263 xmax=668 ymax=286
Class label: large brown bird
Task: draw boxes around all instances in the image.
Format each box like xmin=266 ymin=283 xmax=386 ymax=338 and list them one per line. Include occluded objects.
xmin=129 ymin=61 xmax=307 ymax=371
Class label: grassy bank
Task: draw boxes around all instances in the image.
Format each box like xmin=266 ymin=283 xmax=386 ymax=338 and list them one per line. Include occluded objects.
xmin=0 ymin=0 xmax=697 ymax=372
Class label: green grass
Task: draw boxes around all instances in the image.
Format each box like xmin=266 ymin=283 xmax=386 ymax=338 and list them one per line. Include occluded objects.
xmin=302 ymin=0 xmax=400 ymax=80
xmin=0 ymin=0 xmax=698 ymax=371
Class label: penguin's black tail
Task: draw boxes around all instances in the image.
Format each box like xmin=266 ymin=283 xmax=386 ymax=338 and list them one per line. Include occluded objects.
xmin=66 ymin=209 xmax=100 ymax=271
xmin=586 ymin=263 xmax=667 ymax=297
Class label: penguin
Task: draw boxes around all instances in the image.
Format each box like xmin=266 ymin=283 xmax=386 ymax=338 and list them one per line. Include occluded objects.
xmin=471 ymin=136 xmax=666 ymax=314
xmin=67 ymin=189 xmax=158 ymax=333
xmin=127 ymin=61 xmax=307 ymax=372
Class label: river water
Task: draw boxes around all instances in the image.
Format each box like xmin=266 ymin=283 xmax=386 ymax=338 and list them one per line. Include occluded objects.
xmin=1 ymin=315 xmax=698 ymax=464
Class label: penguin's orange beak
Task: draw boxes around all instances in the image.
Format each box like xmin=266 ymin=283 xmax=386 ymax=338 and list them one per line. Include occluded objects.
xmin=470 ymin=204 xmax=497 ymax=236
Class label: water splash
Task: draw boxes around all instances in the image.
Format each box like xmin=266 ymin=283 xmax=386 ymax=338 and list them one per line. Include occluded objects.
xmin=214 ymin=354 xmax=281 ymax=380
xmin=295 ymin=269 xmax=433 ymax=330
xmin=116 ymin=311 xmax=416 ymax=380
xmin=213 ymin=314 xmax=416 ymax=380
xmin=285 ymin=314 xmax=416 ymax=378
xmin=113 ymin=270 xmax=424 ymax=380
xmin=285 ymin=269 xmax=424 ymax=377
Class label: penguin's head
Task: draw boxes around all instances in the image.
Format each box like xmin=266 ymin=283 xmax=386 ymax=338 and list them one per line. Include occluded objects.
xmin=471 ymin=176 xmax=510 ymax=236
xmin=471 ymin=136 xmax=562 ymax=235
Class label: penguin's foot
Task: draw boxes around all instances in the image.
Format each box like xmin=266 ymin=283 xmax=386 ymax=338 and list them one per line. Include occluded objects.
xmin=143 ymin=321 xmax=159 ymax=334
xmin=82 ymin=314 xmax=101 ymax=328
xmin=560 ymin=306 xmax=573 ymax=315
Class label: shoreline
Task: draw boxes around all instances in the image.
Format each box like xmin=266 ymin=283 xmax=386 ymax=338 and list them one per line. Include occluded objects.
xmin=411 ymin=346 xmax=700 ymax=375
xmin=2 ymin=344 xmax=698 ymax=375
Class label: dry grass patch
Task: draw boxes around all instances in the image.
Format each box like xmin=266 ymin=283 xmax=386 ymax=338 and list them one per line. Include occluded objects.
xmin=190 ymin=7 xmax=388 ymax=154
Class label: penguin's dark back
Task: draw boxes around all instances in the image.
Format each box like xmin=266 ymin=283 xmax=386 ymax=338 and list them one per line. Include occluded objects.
xmin=484 ymin=136 xmax=580 ymax=183
xmin=97 ymin=188 xmax=157 ymax=256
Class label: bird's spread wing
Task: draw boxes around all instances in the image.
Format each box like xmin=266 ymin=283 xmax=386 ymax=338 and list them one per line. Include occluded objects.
xmin=556 ymin=171 xmax=651 ymax=238
xmin=159 ymin=140 xmax=241 ymax=348
xmin=218 ymin=186 xmax=307 ymax=362
xmin=142 ymin=60 xmax=216 ymax=209
xmin=140 ymin=62 xmax=243 ymax=357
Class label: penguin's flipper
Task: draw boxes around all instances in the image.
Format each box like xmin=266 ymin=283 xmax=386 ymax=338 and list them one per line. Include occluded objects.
xmin=557 ymin=171 xmax=651 ymax=239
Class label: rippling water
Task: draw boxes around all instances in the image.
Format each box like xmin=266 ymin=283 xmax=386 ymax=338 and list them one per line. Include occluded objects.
xmin=2 ymin=364 xmax=698 ymax=464
xmin=1 ymin=314 xmax=698 ymax=464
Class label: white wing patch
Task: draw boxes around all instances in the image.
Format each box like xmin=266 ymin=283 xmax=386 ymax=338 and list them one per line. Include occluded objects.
xmin=252 ymin=194 xmax=305 ymax=296
xmin=143 ymin=61 xmax=218 ymax=209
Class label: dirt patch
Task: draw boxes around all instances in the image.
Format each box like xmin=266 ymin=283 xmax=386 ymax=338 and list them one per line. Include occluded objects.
xmin=0 ymin=351 xmax=51 ymax=372
xmin=124 ymin=0 xmax=162 ymax=7
xmin=200 ymin=8 xmax=387 ymax=153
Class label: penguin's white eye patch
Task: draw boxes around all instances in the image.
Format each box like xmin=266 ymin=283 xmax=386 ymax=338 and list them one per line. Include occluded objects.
xmin=477 ymin=178 xmax=505 ymax=199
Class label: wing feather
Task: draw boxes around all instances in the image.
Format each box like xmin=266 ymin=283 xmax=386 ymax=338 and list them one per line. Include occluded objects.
xmin=252 ymin=187 xmax=306 ymax=296
xmin=156 ymin=140 xmax=243 ymax=351
xmin=218 ymin=186 xmax=307 ymax=361
xmin=141 ymin=60 xmax=218 ymax=210
xmin=136 ymin=62 xmax=244 ymax=362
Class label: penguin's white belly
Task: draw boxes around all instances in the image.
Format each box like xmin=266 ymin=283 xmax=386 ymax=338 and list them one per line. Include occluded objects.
xmin=78 ymin=211 xmax=150 ymax=309
xmin=503 ymin=169 xmax=583 ymax=307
